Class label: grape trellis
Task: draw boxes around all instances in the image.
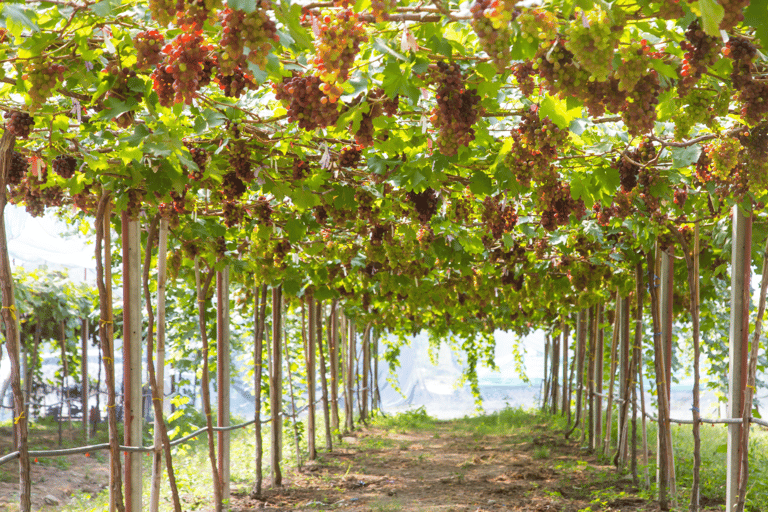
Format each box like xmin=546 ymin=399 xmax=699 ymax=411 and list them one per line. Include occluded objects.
xmin=1 ymin=0 xmax=768 ymax=510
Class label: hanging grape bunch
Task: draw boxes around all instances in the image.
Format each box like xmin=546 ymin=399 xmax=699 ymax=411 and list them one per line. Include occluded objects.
xmin=152 ymin=66 xmax=176 ymax=108
xmin=538 ymin=180 xmax=584 ymax=232
xmin=622 ymin=71 xmax=660 ymax=136
xmin=229 ymin=139 xmax=252 ymax=182
xmin=353 ymin=89 xmax=392 ymax=147
xmin=739 ymin=126 xmax=768 ymax=189
xmin=339 ymin=146 xmax=361 ymax=168
xmin=505 ymin=108 xmax=566 ymax=186
xmin=215 ymin=60 xmax=257 ymax=98
xmin=218 ymin=4 xmax=278 ymax=75
xmin=428 ymin=62 xmax=481 ymax=157
xmin=177 ymin=0 xmax=222 ymax=30
xmin=310 ymin=8 xmax=367 ymax=102
xmin=292 ymin=159 xmax=310 ymax=180
xmin=482 ymin=195 xmax=517 ymax=239
xmin=534 ymin=40 xmax=591 ymax=101
xmin=678 ymin=20 xmax=721 ymax=96
xmin=52 ymin=155 xmax=78 ymax=179
xmin=511 ymin=62 xmax=536 ymax=97
xmin=253 ymin=196 xmax=273 ymax=225
xmin=273 ymin=73 xmax=340 ymax=130
xmin=126 ymin=188 xmax=145 ymax=220
xmin=187 ymin=145 xmax=208 ymax=181
xmin=517 ymin=8 xmax=558 ymax=45
xmin=148 ymin=0 xmax=178 ymax=26
xmin=725 ymin=37 xmax=757 ymax=90
xmin=153 ymin=32 xmax=214 ymax=106
xmin=613 ymin=40 xmax=659 ymax=93
xmin=564 ymin=7 xmax=623 ymax=82
xmin=7 ymin=151 xmax=29 ymax=186
xmin=4 ymin=111 xmax=34 ymax=139
xmin=23 ymin=58 xmax=67 ymax=110
xmin=134 ymin=30 xmax=165 ymax=70
xmin=405 ymin=187 xmax=440 ymax=224
xmin=470 ymin=0 xmax=518 ymax=71
xmin=222 ymin=201 xmax=243 ymax=228
xmin=222 ymin=172 xmax=247 ymax=200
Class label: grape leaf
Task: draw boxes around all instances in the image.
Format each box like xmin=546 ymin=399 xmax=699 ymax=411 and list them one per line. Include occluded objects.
xmin=744 ymin=0 xmax=768 ymax=50
xmin=698 ymin=0 xmax=724 ymax=37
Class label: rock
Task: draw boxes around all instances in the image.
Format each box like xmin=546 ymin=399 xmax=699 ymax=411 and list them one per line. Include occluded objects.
xmin=43 ymin=495 xmax=60 ymax=506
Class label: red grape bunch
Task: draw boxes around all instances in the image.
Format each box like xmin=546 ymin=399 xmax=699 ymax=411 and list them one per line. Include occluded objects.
xmin=52 ymin=155 xmax=78 ymax=179
xmin=104 ymin=63 xmax=142 ymax=128
xmin=134 ymin=30 xmax=165 ymax=70
xmin=538 ymin=180 xmax=585 ymax=232
xmin=218 ymin=5 xmax=278 ymax=76
xmin=4 ymin=111 xmax=34 ymax=139
xmin=621 ymin=72 xmax=660 ymax=136
xmin=310 ymin=8 xmax=367 ymax=102
xmin=470 ymin=0 xmax=518 ymax=71
xmin=339 ymin=146 xmax=361 ymax=167
xmin=229 ymin=139 xmax=252 ymax=182
xmin=222 ymin=172 xmax=247 ymax=200
xmin=7 ymin=151 xmax=29 ymax=186
xmin=482 ymin=195 xmax=517 ymax=239
xmin=215 ymin=59 xmax=258 ymax=98
xmin=222 ymin=201 xmax=244 ymax=228
xmin=405 ymin=187 xmax=440 ymax=224
xmin=612 ymin=141 xmax=656 ymax=192
xmin=353 ymin=88 xmax=396 ymax=147
xmin=719 ymin=0 xmax=749 ymax=31
xmin=273 ymin=73 xmax=340 ymax=130
xmin=504 ymin=108 xmax=567 ymax=187
xmin=253 ymin=196 xmax=273 ymax=225
xmin=153 ymin=32 xmax=214 ymax=106
xmin=176 ymin=0 xmax=221 ymax=30
xmin=428 ymin=62 xmax=481 ymax=157
xmin=725 ymin=37 xmax=757 ymax=90
xmin=187 ymin=144 xmax=208 ymax=180
xmin=613 ymin=40 xmax=659 ymax=93
xmin=511 ymin=62 xmax=536 ymax=97
xmin=564 ymin=7 xmax=622 ymax=82
xmin=23 ymin=58 xmax=67 ymax=110
xmin=148 ymin=0 xmax=178 ymax=26
xmin=678 ymin=20 xmax=721 ymax=96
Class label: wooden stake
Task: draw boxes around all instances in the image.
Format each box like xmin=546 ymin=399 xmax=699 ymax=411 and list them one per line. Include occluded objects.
xmin=270 ymin=285 xmax=283 ymax=487
xmin=82 ymin=318 xmax=89 ymax=442
xmin=726 ymin=205 xmax=752 ymax=511
xmin=565 ymin=310 xmax=586 ymax=440
xmin=251 ymin=284 xmax=268 ymax=497
xmin=316 ymin=300 xmax=332 ymax=451
xmin=306 ymin=294 xmax=317 ymax=460
xmin=217 ymin=268 xmax=231 ymax=506
xmin=329 ymin=301 xmax=340 ymax=440
xmin=122 ymin=213 xmax=143 ymax=512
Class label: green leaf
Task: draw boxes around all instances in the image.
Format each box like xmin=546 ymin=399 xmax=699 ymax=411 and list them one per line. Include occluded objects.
xmin=1 ymin=4 xmax=39 ymax=32
xmin=382 ymin=59 xmax=410 ymax=100
xmin=89 ymin=0 xmax=121 ymax=17
xmin=744 ymin=0 xmax=768 ymax=50
xmin=469 ymin=170 xmax=493 ymax=196
xmin=539 ymin=94 xmax=580 ymax=130
xmin=670 ymin=145 xmax=702 ymax=169
xmin=285 ymin=218 xmax=306 ymax=243
xmin=374 ymin=38 xmax=408 ymax=61
xmin=698 ymin=0 xmax=724 ymax=37
xmin=228 ymin=0 xmax=258 ymax=12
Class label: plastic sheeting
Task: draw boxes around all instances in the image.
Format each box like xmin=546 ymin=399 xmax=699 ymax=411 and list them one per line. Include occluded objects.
xmin=4 ymin=205 xmax=95 ymax=272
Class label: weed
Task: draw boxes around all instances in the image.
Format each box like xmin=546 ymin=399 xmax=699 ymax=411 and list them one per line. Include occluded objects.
xmin=533 ymin=446 xmax=551 ymax=460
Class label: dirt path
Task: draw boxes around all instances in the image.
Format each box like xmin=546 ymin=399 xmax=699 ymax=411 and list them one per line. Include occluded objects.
xmin=229 ymin=418 xmax=701 ymax=512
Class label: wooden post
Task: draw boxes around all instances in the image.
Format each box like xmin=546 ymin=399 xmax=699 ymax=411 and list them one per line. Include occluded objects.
xmin=316 ymin=300 xmax=332 ymax=450
xmin=660 ymin=247 xmax=677 ymax=500
xmin=594 ymin=304 xmax=603 ymax=453
xmin=542 ymin=333 xmax=550 ymax=411
xmin=252 ymin=284 xmax=267 ymax=496
xmin=551 ymin=329 xmax=560 ymax=415
xmin=345 ymin=318 xmax=355 ymax=432
xmin=82 ymin=318 xmax=89 ymax=441
xmin=603 ymin=290 xmax=620 ymax=456
xmin=587 ymin=307 xmax=595 ymax=449
xmin=561 ymin=318 xmax=569 ymax=417
xmin=306 ymin=294 xmax=317 ymax=460
xmin=217 ymin=268 xmax=231 ymax=506
xmin=122 ymin=213 xmax=142 ymax=512
xmin=270 ymin=285 xmax=283 ymax=487
xmin=726 ymin=205 xmax=751 ymax=512
xmin=329 ymin=301 xmax=340 ymax=439
xmin=617 ymin=295 xmax=632 ymax=467
xmin=362 ymin=323 xmax=371 ymax=422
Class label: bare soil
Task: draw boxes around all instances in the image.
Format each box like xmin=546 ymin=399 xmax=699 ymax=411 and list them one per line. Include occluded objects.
xmin=0 ymin=418 xmax=725 ymax=512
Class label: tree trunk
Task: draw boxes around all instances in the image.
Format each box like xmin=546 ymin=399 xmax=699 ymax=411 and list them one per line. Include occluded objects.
xmin=95 ymin=193 xmax=124 ymax=512
xmin=345 ymin=318 xmax=355 ymax=433
xmin=270 ymin=285 xmax=283 ymax=487
xmin=551 ymin=329 xmax=560 ymax=415
xmin=561 ymin=318 xmax=569 ymax=418
xmin=594 ymin=304 xmax=603 ymax=454
xmin=283 ymin=308 xmax=302 ymax=471
xmin=631 ymin=263 xmax=644 ymax=485
xmin=0 ymin=130 xmax=31 ymax=512
xmin=542 ymin=333 xmax=550 ymax=411
xmin=59 ymin=321 xmax=68 ymax=447
xmin=194 ymin=257 xmax=222 ymax=511
xmin=251 ymin=284 xmax=268 ymax=497
xmin=616 ymin=295 xmax=631 ymax=467
xmin=586 ymin=307 xmax=595 ymax=449
xmin=143 ymin=217 xmax=182 ymax=512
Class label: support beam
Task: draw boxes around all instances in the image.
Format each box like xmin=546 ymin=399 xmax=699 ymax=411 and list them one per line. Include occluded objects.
xmin=121 ymin=213 xmax=142 ymax=512
xmin=217 ymin=268 xmax=231 ymax=506
xmin=726 ymin=205 xmax=752 ymax=512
